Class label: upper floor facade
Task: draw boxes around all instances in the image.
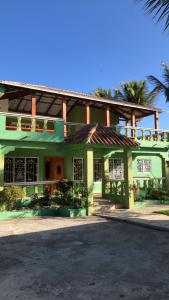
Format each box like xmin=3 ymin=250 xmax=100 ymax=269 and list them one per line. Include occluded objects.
xmin=0 ymin=80 xmax=168 ymax=148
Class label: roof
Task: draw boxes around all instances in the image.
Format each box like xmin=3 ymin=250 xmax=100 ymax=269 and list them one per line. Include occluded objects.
xmin=0 ymin=80 xmax=161 ymax=120
xmin=64 ymin=124 xmax=139 ymax=147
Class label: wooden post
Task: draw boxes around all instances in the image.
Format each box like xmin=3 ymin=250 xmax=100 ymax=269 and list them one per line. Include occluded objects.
xmin=31 ymin=95 xmax=36 ymax=132
xmin=154 ymin=111 xmax=159 ymax=130
xmin=131 ymin=111 xmax=136 ymax=138
xmin=31 ymin=95 xmax=36 ymax=116
xmin=86 ymin=104 xmax=90 ymax=124
xmin=62 ymin=98 xmax=67 ymax=137
xmin=106 ymin=106 xmax=110 ymax=127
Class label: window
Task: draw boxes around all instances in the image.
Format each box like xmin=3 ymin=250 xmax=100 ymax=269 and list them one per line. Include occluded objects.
xmin=94 ymin=159 xmax=102 ymax=182
xmin=4 ymin=157 xmax=39 ymax=183
xmin=109 ymin=159 xmax=124 ymax=180
xmin=73 ymin=158 xmax=84 ymax=181
xmin=137 ymin=159 xmax=151 ymax=173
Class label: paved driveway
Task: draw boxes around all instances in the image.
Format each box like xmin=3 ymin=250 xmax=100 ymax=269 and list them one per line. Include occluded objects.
xmin=0 ymin=216 xmax=169 ymax=300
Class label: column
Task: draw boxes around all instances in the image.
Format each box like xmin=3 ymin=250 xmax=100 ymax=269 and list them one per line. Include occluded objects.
xmin=84 ymin=148 xmax=94 ymax=216
xmin=62 ymin=98 xmax=67 ymax=137
xmin=0 ymin=153 xmax=4 ymax=191
xmin=86 ymin=104 xmax=90 ymax=124
xmin=131 ymin=111 xmax=136 ymax=138
xmin=31 ymin=95 xmax=36 ymax=115
xmin=106 ymin=106 xmax=110 ymax=127
xmin=154 ymin=111 xmax=159 ymax=130
xmin=161 ymin=156 xmax=167 ymax=188
xmin=102 ymin=156 xmax=109 ymax=198
xmin=31 ymin=95 xmax=36 ymax=131
xmin=124 ymin=149 xmax=134 ymax=209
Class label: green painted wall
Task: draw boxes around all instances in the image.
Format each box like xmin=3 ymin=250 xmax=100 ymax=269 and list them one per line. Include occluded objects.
xmin=67 ymin=105 xmax=118 ymax=125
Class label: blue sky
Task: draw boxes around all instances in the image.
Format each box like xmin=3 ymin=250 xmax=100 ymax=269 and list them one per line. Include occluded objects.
xmin=0 ymin=0 xmax=169 ymax=128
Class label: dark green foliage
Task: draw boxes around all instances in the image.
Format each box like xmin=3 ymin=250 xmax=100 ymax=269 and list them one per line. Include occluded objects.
xmin=146 ymin=188 xmax=169 ymax=201
xmin=0 ymin=186 xmax=24 ymax=210
xmin=114 ymin=80 xmax=157 ymax=106
xmin=93 ymin=88 xmax=113 ymax=99
xmin=38 ymin=188 xmax=51 ymax=207
xmin=56 ymin=180 xmax=87 ymax=209
xmin=148 ymin=63 xmax=169 ymax=102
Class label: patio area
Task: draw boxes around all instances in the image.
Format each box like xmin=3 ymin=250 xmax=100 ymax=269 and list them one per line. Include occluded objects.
xmin=1 ymin=216 xmax=169 ymax=299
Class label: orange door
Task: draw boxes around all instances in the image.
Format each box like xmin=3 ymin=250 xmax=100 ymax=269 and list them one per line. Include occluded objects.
xmin=44 ymin=157 xmax=64 ymax=194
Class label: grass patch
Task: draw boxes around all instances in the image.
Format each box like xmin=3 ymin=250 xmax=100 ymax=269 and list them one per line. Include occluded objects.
xmin=154 ymin=210 xmax=169 ymax=216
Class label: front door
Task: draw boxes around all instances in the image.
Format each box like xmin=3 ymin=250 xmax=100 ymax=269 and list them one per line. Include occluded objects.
xmin=44 ymin=157 xmax=64 ymax=194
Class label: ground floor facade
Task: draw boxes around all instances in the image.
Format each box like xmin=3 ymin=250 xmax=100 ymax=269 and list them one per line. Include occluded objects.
xmin=1 ymin=143 xmax=168 ymax=213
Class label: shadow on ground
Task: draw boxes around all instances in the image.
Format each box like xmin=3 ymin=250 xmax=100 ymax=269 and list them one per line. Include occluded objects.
xmin=0 ymin=216 xmax=169 ymax=299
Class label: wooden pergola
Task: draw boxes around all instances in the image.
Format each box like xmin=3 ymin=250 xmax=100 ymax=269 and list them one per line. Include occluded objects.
xmin=0 ymin=80 xmax=161 ymax=136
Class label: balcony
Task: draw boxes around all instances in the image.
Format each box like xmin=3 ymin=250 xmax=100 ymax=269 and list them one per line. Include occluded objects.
xmin=115 ymin=125 xmax=169 ymax=143
xmin=0 ymin=112 xmax=64 ymax=143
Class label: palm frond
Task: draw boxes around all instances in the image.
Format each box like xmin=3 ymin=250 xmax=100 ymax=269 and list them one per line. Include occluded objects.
xmin=138 ymin=0 xmax=169 ymax=30
xmin=113 ymin=88 xmax=125 ymax=101
xmin=147 ymin=75 xmax=166 ymax=93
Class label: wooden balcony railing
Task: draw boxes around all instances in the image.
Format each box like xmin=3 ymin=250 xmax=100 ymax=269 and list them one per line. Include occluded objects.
xmin=0 ymin=112 xmax=63 ymax=134
xmin=113 ymin=125 xmax=169 ymax=142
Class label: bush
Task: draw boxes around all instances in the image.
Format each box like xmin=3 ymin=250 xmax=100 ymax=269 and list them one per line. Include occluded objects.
xmin=30 ymin=188 xmax=51 ymax=208
xmin=56 ymin=180 xmax=87 ymax=209
xmin=0 ymin=186 xmax=24 ymax=210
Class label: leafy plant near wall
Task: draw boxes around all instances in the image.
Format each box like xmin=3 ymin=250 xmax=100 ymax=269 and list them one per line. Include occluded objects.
xmin=56 ymin=180 xmax=87 ymax=209
xmin=0 ymin=186 xmax=24 ymax=210
xmin=146 ymin=188 xmax=169 ymax=201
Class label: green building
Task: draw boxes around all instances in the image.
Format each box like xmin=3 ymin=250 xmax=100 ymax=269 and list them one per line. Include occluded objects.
xmin=0 ymin=80 xmax=168 ymax=214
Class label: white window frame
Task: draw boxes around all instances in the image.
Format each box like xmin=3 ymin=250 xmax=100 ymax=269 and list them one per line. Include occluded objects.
xmin=109 ymin=158 xmax=124 ymax=180
xmin=4 ymin=157 xmax=39 ymax=183
xmin=73 ymin=158 xmax=84 ymax=181
xmin=137 ymin=159 xmax=152 ymax=173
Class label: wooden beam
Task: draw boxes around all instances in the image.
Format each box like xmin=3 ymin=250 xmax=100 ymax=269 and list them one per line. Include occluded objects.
xmin=66 ymin=100 xmax=79 ymax=116
xmin=1 ymin=91 xmax=31 ymax=100
xmin=16 ymin=96 xmax=25 ymax=111
xmin=86 ymin=104 xmax=90 ymax=124
xmin=46 ymin=96 xmax=57 ymax=114
xmin=105 ymin=106 xmax=110 ymax=127
xmin=31 ymin=95 xmax=36 ymax=116
xmin=154 ymin=111 xmax=159 ymax=129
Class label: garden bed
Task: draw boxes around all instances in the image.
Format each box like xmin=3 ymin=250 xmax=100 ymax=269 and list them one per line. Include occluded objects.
xmin=154 ymin=210 xmax=169 ymax=216
xmin=135 ymin=199 xmax=169 ymax=208
xmin=0 ymin=207 xmax=87 ymax=220
xmin=0 ymin=208 xmax=59 ymax=220
xmin=58 ymin=207 xmax=86 ymax=217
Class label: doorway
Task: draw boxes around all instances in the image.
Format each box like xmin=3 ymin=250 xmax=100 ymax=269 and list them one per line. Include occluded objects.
xmin=44 ymin=157 xmax=64 ymax=194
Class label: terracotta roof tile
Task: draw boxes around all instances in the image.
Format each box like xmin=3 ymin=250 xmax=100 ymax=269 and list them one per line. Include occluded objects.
xmin=64 ymin=124 xmax=139 ymax=147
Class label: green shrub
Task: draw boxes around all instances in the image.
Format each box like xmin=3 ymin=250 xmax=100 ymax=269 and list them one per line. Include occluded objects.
xmin=56 ymin=180 xmax=87 ymax=209
xmin=0 ymin=186 xmax=24 ymax=210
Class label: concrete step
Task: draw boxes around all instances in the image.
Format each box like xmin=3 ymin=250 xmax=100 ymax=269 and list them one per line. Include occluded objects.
xmin=94 ymin=204 xmax=119 ymax=214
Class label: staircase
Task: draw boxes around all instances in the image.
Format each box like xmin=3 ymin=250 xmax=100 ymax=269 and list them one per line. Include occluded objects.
xmin=94 ymin=196 xmax=121 ymax=214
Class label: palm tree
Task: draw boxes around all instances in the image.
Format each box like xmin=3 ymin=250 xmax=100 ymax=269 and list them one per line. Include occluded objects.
xmin=148 ymin=62 xmax=169 ymax=102
xmin=93 ymin=88 xmax=113 ymax=99
xmin=113 ymin=80 xmax=157 ymax=106
xmin=138 ymin=0 xmax=169 ymax=30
